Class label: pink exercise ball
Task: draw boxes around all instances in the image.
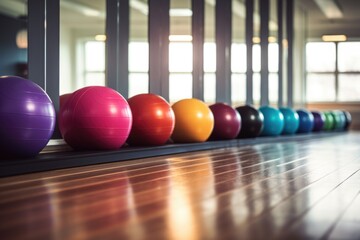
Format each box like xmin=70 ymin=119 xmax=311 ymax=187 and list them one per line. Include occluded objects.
xmin=59 ymin=86 xmax=132 ymax=150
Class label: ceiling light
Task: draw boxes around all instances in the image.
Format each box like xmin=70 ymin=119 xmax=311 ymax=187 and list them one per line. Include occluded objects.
xmin=16 ymin=29 xmax=27 ymax=49
xmin=170 ymin=8 xmax=192 ymax=17
xmin=95 ymin=35 xmax=106 ymax=41
xmin=130 ymin=0 xmax=148 ymax=15
xmin=169 ymin=35 xmax=193 ymax=42
xmin=253 ymin=37 xmax=261 ymax=44
xmin=322 ymin=34 xmax=347 ymax=42
xmin=252 ymin=37 xmax=277 ymax=43
xmin=314 ymin=0 xmax=343 ymax=19
xmin=268 ymin=36 xmax=277 ymax=43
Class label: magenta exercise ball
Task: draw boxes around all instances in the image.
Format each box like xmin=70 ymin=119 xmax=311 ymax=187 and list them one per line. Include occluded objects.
xmin=59 ymin=86 xmax=132 ymax=150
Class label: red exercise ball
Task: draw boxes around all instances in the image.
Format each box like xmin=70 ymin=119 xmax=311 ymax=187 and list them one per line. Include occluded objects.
xmin=59 ymin=86 xmax=132 ymax=150
xmin=209 ymin=103 xmax=241 ymax=140
xmin=127 ymin=93 xmax=175 ymax=146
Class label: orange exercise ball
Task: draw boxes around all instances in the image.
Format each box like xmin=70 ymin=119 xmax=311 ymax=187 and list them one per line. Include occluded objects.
xmin=171 ymin=98 xmax=214 ymax=143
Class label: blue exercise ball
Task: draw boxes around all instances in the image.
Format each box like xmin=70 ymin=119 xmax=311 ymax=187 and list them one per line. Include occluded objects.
xmin=259 ymin=106 xmax=284 ymax=136
xmin=279 ymin=107 xmax=299 ymax=135
xmin=296 ymin=109 xmax=314 ymax=133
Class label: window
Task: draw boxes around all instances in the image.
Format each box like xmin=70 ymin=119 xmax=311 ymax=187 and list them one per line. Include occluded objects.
xmin=84 ymin=41 xmax=106 ymax=87
xmin=306 ymin=41 xmax=360 ymax=102
xmin=128 ymin=42 xmax=149 ymax=97
xmin=338 ymin=42 xmax=360 ymax=101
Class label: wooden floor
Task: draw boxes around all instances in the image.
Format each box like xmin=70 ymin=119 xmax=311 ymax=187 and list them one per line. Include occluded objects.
xmin=1 ymin=132 xmax=360 ymax=240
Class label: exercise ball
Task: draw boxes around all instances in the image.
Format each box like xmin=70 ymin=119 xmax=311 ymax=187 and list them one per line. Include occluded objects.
xmin=311 ymin=111 xmax=326 ymax=132
xmin=296 ymin=109 xmax=314 ymax=133
xmin=323 ymin=111 xmax=335 ymax=131
xmin=171 ymin=98 xmax=214 ymax=143
xmin=0 ymin=76 xmax=56 ymax=157
xmin=60 ymin=93 xmax=72 ymax=109
xmin=279 ymin=107 xmax=299 ymax=135
xmin=127 ymin=93 xmax=175 ymax=146
xmin=59 ymin=86 xmax=132 ymax=150
xmin=235 ymin=105 xmax=264 ymax=138
xmin=343 ymin=111 xmax=352 ymax=130
xmin=259 ymin=106 xmax=284 ymax=136
xmin=209 ymin=103 xmax=241 ymax=140
xmin=331 ymin=110 xmax=346 ymax=130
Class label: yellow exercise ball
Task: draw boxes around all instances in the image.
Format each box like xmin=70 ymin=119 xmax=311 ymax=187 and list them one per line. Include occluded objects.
xmin=171 ymin=98 xmax=214 ymax=143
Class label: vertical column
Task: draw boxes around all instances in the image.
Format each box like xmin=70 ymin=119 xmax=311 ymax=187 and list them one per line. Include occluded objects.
xmin=215 ymin=0 xmax=232 ymax=104
xmin=260 ymin=0 xmax=269 ymax=106
xmin=335 ymin=42 xmax=339 ymax=101
xmin=192 ymin=0 xmax=205 ymax=101
xmin=106 ymin=0 xmax=118 ymax=92
xmin=245 ymin=0 xmax=254 ymax=105
xmin=45 ymin=0 xmax=60 ymax=111
xmin=28 ymin=0 xmax=46 ymax=89
xmin=106 ymin=0 xmax=129 ymax=97
xmin=286 ymin=0 xmax=294 ymax=107
xmin=118 ymin=0 xmax=129 ymax=97
xmin=277 ymin=0 xmax=283 ymax=107
xmin=29 ymin=0 xmax=61 ymax=138
xmin=149 ymin=0 xmax=170 ymax=100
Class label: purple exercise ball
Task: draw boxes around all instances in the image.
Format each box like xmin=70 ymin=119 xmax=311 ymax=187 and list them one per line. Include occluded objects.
xmin=311 ymin=111 xmax=326 ymax=132
xmin=209 ymin=103 xmax=241 ymax=140
xmin=0 ymin=76 xmax=56 ymax=157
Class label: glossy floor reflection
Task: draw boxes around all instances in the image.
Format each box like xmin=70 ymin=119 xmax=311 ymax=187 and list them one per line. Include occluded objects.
xmin=1 ymin=133 xmax=360 ymax=239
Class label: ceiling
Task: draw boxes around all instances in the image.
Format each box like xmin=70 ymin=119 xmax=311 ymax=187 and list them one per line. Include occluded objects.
xmin=298 ymin=0 xmax=360 ymax=40
xmin=1 ymin=0 xmax=360 ymax=40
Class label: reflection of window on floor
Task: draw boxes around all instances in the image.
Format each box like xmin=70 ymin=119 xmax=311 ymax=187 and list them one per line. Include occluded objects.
xmin=306 ymin=42 xmax=360 ymax=102
xmin=84 ymin=41 xmax=106 ymax=86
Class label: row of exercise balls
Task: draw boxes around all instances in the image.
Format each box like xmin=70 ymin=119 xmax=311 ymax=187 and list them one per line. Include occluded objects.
xmin=59 ymin=86 xmax=351 ymax=151
xmin=0 ymin=76 xmax=352 ymax=157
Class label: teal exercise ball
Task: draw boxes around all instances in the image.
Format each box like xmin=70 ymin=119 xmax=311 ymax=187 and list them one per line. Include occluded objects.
xmin=331 ymin=110 xmax=346 ymax=130
xmin=279 ymin=107 xmax=299 ymax=135
xmin=259 ymin=106 xmax=284 ymax=136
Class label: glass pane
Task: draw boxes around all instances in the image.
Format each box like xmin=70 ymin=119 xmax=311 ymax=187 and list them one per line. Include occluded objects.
xmin=269 ymin=73 xmax=278 ymax=103
xmin=85 ymin=73 xmax=105 ymax=86
xmin=204 ymin=73 xmax=216 ymax=104
xmin=338 ymin=74 xmax=360 ymax=101
xmin=269 ymin=0 xmax=278 ymax=73
xmin=269 ymin=43 xmax=278 ymax=72
xmin=60 ymin=0 xmax=106 ymax=94
xmin=129 ymin=73 xmax=149 ymax=97
xmin=232 ymin=0 xmax=246 ymax=74
xmin=85 ymin=41 xmax=105 ymax=71
xmin=204 ymin=42 xmax=216 ymax=73
xmin=253 ymin=44 xmax=261 ymax=72
xmin=338 ymin=42 xmax=360 ymax=72
xmin=0 ymin=3 xmax=28 ymax=78
xmin=306 ymin=42 xmax=336 ymax=72
xmin=129 ymin=0 xmax=148 ymax=97
xmin=306 ymin=74 xmax=335 ymax=102
xmin=231 ymin=43 xmax=246 ymax=73
xmin=169 ymin=73 xmax=192 ymax=103
xmin=129 ymin=42 xmax=149 ymax=72
xmin=253 ymin=73 xmax=261 ymax=103
xmin=169 ymin=42 xmax=193 ymax=72
xmin=231 ymin=73 xmax=246 ymax=106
